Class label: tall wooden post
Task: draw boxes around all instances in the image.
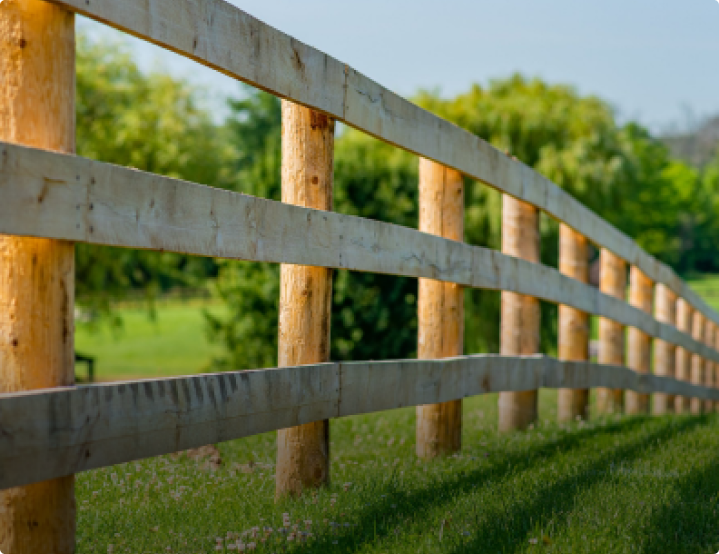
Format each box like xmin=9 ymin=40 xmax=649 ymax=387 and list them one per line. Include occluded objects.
xmin=557 ymin=225 xmax=589 ymax=422
xmin=0 ymin=2 xmax=76 ymax=553
xmin=416 ymin=159 xmax=464 ymax=457
xmin=715 ymin=326 xmax=719 ymax=413
xmin=275 ymin=101 xmax=334 ymax=498
xmin=690 ymin=311 xmax=704 ymax=415
xmin=703 ymin=322 xmax=715 ymax=413
xmin=596 ymin=249 xmax=627 ymax=414
xmin=674 ymin=299 xmax=692 ymax=414
xmin=652 ymin=284 xmax=676 ymax=415
xmin=625 ymin=267 xmax=652 ymax=415
xmin=499 ymin=196 xmax=540 ymax=431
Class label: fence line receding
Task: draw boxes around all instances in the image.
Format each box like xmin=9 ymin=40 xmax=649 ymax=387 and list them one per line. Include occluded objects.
xmin=1 ymin=0 xmax=718 ymax=552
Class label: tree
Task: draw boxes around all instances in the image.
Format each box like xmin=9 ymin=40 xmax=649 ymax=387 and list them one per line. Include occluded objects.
xmin=75 ymin=34 xmax=233 ymax=319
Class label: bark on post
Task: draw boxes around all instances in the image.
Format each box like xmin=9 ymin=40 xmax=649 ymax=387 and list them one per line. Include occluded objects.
xmin=652 ymin=284 xmax=677 ymax=415
xmin=275 ymin=101 xmax=334 ymax=498
xmin=674 ymin=299 xmax=692 ymax=414
xmin=0 ymin=2 xmax=76 ymax=552
xmin=499 ymin=196 xmax=540 ymax=431
xmin=416 ymin=159 xmax=464 ymax=458
xmin=557 ymin=225 xmax=589 ymax=422
xmin=704 ymin=322 xmax=715 ymax=413
xmin=625 ymin=267 xmax=653 ymax=415
xmin=596 ymin=249 xmax=627 ymax=414
xmin=690 ymin=311 xmax=704 ymax=415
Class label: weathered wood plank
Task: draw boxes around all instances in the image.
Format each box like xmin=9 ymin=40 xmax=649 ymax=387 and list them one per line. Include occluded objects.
xmin=2 ymin=354 xmax=718 ymax=490
xmin=0 ymin=141 xmax=717 ymax=363
xmin=44 ymin=0 xmax=719 ymax=330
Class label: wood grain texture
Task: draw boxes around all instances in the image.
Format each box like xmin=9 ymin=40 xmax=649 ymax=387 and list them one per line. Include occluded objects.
xmin=626 ymin=267 xmax=653 ymax=415
xmin=275 ymin=102 xmax=334 ymax=498
xmin=499 ymin=197 xmax=540 ymax=431
xmin=416 ymin=160 xmax=464 ymax=458
xmin=2 ymin=355 xmax=718 ymax=491
xmin=596 ymin=249 xmax=626 ymax=414
xmin=43 ymin=0 xmax=719 ymax=333
xmin=653 ymin=284 xmax=677 ymax=415
xmin=691 ymin=312 xmax=705 ymax=415
xmin=674 ymin=299 xmax=693 ymax=414
xmin=557 ymin=225 xmax=589 ymax=422
xmin=0 ymin=2 xmax=75 ymax=552
xmin=1 ymin=142 xmax=718 ymax=364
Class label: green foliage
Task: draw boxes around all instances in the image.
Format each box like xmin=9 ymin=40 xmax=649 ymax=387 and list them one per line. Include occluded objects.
xmin=75 ymin=34 xmax=233 ymax=317
xmin=205 ymin=262 xmax=280 ymax=370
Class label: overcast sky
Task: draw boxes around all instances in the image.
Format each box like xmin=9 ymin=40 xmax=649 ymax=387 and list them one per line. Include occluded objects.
xmin=81 ymin=0 xmax=719 ymax=133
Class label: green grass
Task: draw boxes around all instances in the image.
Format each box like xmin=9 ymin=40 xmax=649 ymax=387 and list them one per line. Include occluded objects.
xmin=75 ymin=301 xmax=226 ymax=380
xmin=76 ymin=395 xmax=719 ymax=554
xmin=688 ymin=274 xmax=719 ymax=312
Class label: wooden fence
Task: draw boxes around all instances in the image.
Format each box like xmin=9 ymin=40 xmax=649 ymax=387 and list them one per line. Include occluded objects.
xmin=1 ymin=0 xmax=719 ymax=551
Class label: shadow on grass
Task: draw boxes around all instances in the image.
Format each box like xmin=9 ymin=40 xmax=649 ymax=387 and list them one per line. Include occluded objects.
xmin=284 ymin=415 xmax=703 ymax=552
xmin=448 ymin=416 xmax=710 ymax=554
xmin=638 ymin=433 xmax=719 ymax=554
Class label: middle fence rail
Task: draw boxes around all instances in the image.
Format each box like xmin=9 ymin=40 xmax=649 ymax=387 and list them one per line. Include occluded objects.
xmin=2 ymin=355 xmax=718 ymax=491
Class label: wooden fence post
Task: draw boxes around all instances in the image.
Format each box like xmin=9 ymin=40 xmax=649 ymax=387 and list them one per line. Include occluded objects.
xmin=0 ymin=2 xmax=76 ymax=553
xmin=704 ymin=322 xmax=715 ymax=413
xmin=715 ymin=325 xmax=719 ymax=413
xmin=596 ymin=249 xmax=627 ymax=414
xmin=652 ymin=284 xmax=677 ymax=415
xmin=416 ymin=159 xmax=464 ymax=458
xmin=557 ymin=225 xmax=589 ymax=422
xmin=625 ymin=266 xmax=653 ymax=415
xmin=690 ymin=311 xmax=704 ymax=415
xmin=275 ymin=101 xmax=334 ymax=498
xmin=674 ymin=299 xmax=692 ymax=414
xmin=499 ymin=196 xmax=540 ymax=431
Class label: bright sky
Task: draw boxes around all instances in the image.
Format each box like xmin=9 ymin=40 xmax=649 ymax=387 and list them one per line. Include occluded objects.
xmin=81 ymin=0 xmax=719 ymax=133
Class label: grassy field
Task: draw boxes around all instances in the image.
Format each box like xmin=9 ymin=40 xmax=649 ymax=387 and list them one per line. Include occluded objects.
xmin=73 ymin=279 xmax=719 ymax=553
xmin=75 ymin=301 xmax=227 ymax=381
xmin=77 ymin=397 xmax=719 ymax=553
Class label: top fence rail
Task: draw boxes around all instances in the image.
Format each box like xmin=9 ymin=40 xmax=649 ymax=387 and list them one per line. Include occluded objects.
xmin=44 ymin=0 xmax=719 ymax=330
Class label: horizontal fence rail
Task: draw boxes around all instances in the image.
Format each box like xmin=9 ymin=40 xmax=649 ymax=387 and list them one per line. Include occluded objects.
xmin=2 ymin=141 xmax=718 ymax=363
xmin=44 ymin=0 xmax=719 ymax=330
xmin=2 ymin=353 xmax=717 ymax=490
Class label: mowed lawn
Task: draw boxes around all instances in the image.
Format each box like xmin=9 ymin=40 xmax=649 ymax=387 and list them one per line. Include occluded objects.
xmin=77 ymin=398 xmax=719 ymax=554
xmin=74 ymin=301 xmax=227 ymax=381
xmin=73 ymin=279 xmax=719 ymax=553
